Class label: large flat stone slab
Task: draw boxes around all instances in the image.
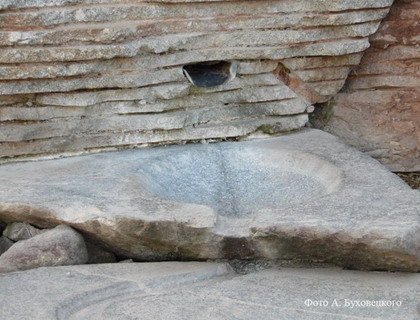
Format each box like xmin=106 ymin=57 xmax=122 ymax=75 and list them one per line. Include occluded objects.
xmin=0 ymin=262 xmax=418 ymax=319
xmin=0 ymin=129 xmax=419 ymax=271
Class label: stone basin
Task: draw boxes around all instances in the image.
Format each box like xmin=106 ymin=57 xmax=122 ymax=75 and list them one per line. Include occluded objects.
xmin=0 ymin=129 xmax=419 ymax=271
xmin=140 ymin=145 xmax=342 ymax=217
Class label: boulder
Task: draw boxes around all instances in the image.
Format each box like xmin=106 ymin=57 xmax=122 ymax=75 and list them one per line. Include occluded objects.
xmin=0 ymin=225 xmax=88 ymax=273
xmin=0 ymin=130 xmax=418 ymax=272
xmin=3 ymin=222 xmax=45 ymax=241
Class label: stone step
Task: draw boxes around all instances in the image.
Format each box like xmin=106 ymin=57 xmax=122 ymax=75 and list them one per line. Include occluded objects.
xmin=0 ymin=100 xmax=305 ymax=142
xmin=0 ymin=10 xmax=389 ymax=47
xmin=0 ymin=115 xmax=309 ymax=158
xmin=0 ymin=262 xmax=418 ymax=319
xmin=0 ymin=99 xmax=307 ymax=122
xmin=0 ymin=0 xmax=393 ymax=24
xmin=0 ymin=129 xmax=418 ymax=271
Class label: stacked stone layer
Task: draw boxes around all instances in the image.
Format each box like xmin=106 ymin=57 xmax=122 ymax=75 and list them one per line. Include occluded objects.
xmin=0 ymin=0 xmax=392 ymax=159
xmin=323 ymin=0 xmax=419 ymax=172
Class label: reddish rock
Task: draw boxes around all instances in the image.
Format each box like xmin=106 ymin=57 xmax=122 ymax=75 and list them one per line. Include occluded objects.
xmin=0 ymin=225 xmax=88 ymax=273
xmin=321 ymin=0 xmax=419 ymax=172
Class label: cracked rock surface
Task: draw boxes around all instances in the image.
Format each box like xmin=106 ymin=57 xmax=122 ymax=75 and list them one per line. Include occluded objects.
xmin=0 ymin=129 xmax=419 ymax=271
xmin=321 ymin=0 xmax=420 ymax=172
xmin=0 ymin=262 xmax=418 ymax=320
xmin=0 ymin=0 xmax=393 ymax=158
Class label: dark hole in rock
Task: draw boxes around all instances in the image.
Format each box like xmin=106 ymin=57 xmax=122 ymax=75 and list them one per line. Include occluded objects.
xmin=182 ymin=61 xmax=236 ymax=87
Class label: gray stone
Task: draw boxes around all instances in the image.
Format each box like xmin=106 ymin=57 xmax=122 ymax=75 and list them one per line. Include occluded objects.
xmin=0 ymin=225 xmax=88 ymax=273
xmin=3 ymin=222 xmax=45 ymax=241
xmin=119 ymin=259 xmax=134 ymax=263
xmin=35 ymin=83 xmax=191 ymax=107
xmin=0 ymin=262 xmax=418 ymax=320
xmin=0 ymin=97 xmax=307 ymax=122
xmin=0 ymin=129 xmax=418 ymax=271
xmin=0 ymin=115 xmax=309 ymax=159
xmin=0 ymin=0 xmax=393 ymax=158
xmin=0 ymin=236 xmax=13 ymax=255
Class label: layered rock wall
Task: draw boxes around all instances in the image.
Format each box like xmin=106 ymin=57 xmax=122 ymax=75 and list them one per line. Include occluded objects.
xmin=0 ymin=0 xmax=392 ymax=160
xmin=321 ymin=0 xmax=419 ymax=172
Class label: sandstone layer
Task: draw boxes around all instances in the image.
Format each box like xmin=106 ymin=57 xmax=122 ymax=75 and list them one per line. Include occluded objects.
xmin=0 ymin=0 xmax=393 ymax=159
xmin=320 ymin=0 xmax=419 ymax=172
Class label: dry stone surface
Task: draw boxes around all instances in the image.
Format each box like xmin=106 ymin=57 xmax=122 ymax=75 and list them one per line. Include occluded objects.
xmin=0 ymin=0 xmax=393 ymax=159
xmin=0 ymin=224 xmax=88 ymax=273
xmin=0 ymin=262 xmax=418 ymax=320
xmin=0 ymin=130 xmax=418 ymax=271
xmin=321 ymin=0 xmax=419 ymax=172
xmin=3 ymin=221 xmax=45 ymax=241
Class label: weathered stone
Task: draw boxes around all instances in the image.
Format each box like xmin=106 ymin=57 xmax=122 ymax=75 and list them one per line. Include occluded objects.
xmin=0 ymin=115 xmax=309 ymax=159
xmin=0 ymin=225 xmax=88 ymax=273
xmin=0 ymin=98 xmax=307 ymax=123
xmin=0 ymin=236 xmax=13 ymax=256
xmin=3 ymin=222 xmax=45 ymax=241
xmin=0 ymin=9 xmax=390 ymax=49
xmin=0 ymin=83 xmax=300 ymax=142
xmin=0 ymin=0 xmax=392 ymax=159
xmin=319 ymin=0 xmax=420 ymax=172
xmin=85 ymin=241 xmax=116 ymax=264
xmin=0 ymin=262 xmax=418 ymax=319
xmin=29 ymin=74 xmax=279 ymax=108
xmin=237 ymin=60 xmax=279 ymax=75
xmin=119 ymin=259 xmax=134 ymax=263
xmin=0 ymin=130 xmax=418 ymax=271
